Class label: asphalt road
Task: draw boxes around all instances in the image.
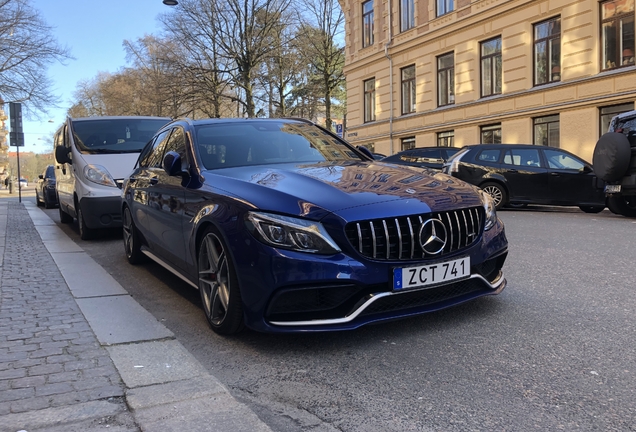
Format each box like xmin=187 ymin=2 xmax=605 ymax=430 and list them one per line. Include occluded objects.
xmin=31 ymin=199 xmax=636 ymax=431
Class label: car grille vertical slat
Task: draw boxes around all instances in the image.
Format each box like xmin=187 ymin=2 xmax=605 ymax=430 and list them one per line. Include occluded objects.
xmin=395 ymin=219 xmax=403 ymax=259
xmin=407 ymin=217 xmax=415 ymax=259
xmin=370 ymin=221 xmax=377 ymax=259
xmin=345 ymin=206 xmax=484 ymax=261
xmin=382 ymin=220 xmax=390 ymax=260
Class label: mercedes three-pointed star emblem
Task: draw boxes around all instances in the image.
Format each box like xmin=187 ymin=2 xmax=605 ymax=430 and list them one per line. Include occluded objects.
xmin=418 ymin=218 xmax=448 ymax=255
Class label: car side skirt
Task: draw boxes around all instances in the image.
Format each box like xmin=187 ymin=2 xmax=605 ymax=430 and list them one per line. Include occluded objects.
xmin=142 ymin=249 xmax=198 ymax=289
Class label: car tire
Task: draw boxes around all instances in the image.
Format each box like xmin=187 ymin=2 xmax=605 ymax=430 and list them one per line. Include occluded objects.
xmin=578 ymin=205 xmax=605 ymax=213
xmin=58 ymin=200 xmax=73 ymax=224
xmin=77 ymin=206 xmax=95 ymax=240
xmin=43 ymin=194 xmax=53 ymax=209
xmin=123 ymin=206 xmax=145 ymax=264
xmin=593 ymin=133 xmax=631 ymax=182
xmin=198 ymin=227 xmax=245 ymax=335
xmin=481 ymin=182 xmax=507 ymax=210
xmin=607 ymin=194 xmax=636 ymax=217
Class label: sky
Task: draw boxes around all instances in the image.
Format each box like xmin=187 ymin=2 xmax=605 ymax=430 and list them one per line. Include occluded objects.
xmin=17 ymin=0 xmax=173 ymax=154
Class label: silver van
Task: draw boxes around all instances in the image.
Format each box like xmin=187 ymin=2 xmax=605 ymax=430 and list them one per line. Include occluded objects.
xmin=54 ymin=116 xmax=171 ymax=239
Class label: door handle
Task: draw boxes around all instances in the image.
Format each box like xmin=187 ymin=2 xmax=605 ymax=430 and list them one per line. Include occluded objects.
xmin=506 ymin=169 xmax=518 ymax=173
xmin=550 ymin=172 xmax=559 ymax=176
xmin=149 ymin=177 xmax=159 ymax=185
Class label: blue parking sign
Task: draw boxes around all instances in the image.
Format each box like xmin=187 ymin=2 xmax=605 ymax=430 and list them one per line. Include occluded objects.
xmin=335 ymin=124 xmax=343 ymax=137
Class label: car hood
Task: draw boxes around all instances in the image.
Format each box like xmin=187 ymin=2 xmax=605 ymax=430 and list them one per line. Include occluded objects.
xmin=200 ymin=161 xmax=483 ymax=221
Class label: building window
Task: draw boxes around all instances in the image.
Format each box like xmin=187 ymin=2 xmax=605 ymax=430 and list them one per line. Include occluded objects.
xmin=362 ymin=0 xmax=374 ymax=48
xmin=401 ymin=136 xmax=416 ymax=151
xmin=534 ymin=17 xmax=561 ymax=85
xmin=437 ymin=53 xmax=454 ymax=107
xmin=437 ymin=131 xmax=454 ymax=147
xmin=601 ymin=0 xmax=635 ymax=70
xmin=600 ymin=103 xmax=634 ymax=134
xmin=437 ymin=0 xmax=454 ymax=17
xmin=364 ymin=78 xmax=376 ymax=123
xmin=400 ymin=0 xmax=415 ymax=32
xmin=534 ymin=115 xmax=560 ymax=147
xmin=401 ymin=65 xmax=416 ymax=114
xmin=481 ymin=37 xmax=502 ymax=97
xmin=481 ymin=124 xmax=502 ymax=144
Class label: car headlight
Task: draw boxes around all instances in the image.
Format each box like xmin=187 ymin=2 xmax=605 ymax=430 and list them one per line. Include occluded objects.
xmin=246 ymin=212 xmax=341 ymax=254
xmin=478 ymin=189 xmax=497 ymax=231
xmin=83 ymin=164 xmax=117 ymax=187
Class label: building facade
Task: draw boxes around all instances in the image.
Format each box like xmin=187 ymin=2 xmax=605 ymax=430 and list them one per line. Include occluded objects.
xmin=341 ymin=0 xmax=636 ymax=162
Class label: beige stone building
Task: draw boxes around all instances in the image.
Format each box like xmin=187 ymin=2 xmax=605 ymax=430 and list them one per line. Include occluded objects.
xmin=341 ymin=0 xmax=636 ymax=162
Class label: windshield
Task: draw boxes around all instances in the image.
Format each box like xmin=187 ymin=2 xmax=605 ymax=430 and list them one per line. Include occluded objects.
xmin=71 ymin=118 xmax=171 ymax=154
xmin=195 ymin=121 xmax=365 ymax=170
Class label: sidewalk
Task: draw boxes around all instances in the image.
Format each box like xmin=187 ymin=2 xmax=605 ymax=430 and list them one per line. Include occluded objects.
xmin=0 ymin=200 xmax=272 ymax=432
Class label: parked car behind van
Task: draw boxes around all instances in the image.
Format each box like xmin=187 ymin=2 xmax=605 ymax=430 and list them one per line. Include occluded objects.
xmin=35 ymin=165 xmax=57 ymax=208
xmin=54 ymin=116 xmax=171 ymax=239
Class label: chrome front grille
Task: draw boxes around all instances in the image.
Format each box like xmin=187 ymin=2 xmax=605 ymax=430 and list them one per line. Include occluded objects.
xmin=345 ymin=207 xmax=483 ymax=261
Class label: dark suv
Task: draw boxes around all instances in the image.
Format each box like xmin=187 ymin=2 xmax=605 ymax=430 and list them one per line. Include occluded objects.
xmin=382 ymin=147 xmax=461 ymax=170
xmin=442 ymin=143 xmax=606 ymax=212
xmin=593 ymin=110 xmax=636 ymax=217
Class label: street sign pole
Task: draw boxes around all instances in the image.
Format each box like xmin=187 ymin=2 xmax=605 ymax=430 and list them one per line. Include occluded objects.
xmin=9 ymin=103 xmax=24 ymax=203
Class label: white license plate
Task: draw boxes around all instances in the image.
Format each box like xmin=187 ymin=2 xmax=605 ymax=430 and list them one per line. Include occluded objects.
xmin=393 ymin=257 xmax=471 ymax=291
xmin=605 ymin=184 xmax=621 ymax=193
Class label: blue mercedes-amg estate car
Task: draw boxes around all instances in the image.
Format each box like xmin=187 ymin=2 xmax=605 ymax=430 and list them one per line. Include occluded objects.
xmin=122 ymin=118 xmax=508 ymax=334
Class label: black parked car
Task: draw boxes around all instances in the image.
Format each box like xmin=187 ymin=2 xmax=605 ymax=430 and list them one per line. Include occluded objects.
xmin=442 ymin=144 xmax=606 ymax=212
xmin=382 ymin=147 xmax=461 ymax=170
xmin=35 ymin=165 xmax=58 ymax=209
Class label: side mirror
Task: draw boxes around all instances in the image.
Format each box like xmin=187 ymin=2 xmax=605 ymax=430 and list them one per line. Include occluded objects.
xmin=38 ymin=174 xmax=44 ymax=179
xmin=163 ymin=151 xmax=185 ymax=177
xmin=55 ymin=146 xmax=71 ymax=165
xmin=356 ymin=145 xmax=374 ymax=160
xmin=582 ymin=165 xmax=593 ymax=174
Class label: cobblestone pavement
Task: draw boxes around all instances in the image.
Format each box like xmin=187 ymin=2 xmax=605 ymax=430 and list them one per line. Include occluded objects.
xmin=0 ymin=202 xmax=137 ymax=431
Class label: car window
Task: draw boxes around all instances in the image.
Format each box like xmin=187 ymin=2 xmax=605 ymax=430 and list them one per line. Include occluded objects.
xmin=544 ymin=149 xmax=585 ymax=170
xmin=71 ymin=118 xmax=170 ymax=154
xmin=140 ymin=129 xmax=172 ymax=168
xmin=163 ymin=127 xmax=188 ymax=171
xmin=196 ymin=121 xmax=362 ymax=170
xmin=614 ymin=116 xmax=636 ymax=133
xmin=45 ymin=166 xmax=55 ymax=178
xmin=476 ymin=149 xmax=501 ymax=163
xmin=502 ymin=149 xmax=541 ymax=167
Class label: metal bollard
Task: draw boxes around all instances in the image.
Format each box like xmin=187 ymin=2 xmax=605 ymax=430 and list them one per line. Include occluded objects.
xmin=8 ymin=180 xmax=13 ymax=194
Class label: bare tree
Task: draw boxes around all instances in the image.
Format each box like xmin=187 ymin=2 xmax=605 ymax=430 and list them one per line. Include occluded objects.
xmin=296 ymin=0 xmax=345 ymax=129
xmin=0 ymin=0 xmax=72 ymax=112
xmin=164 ymin=0 xmax=293 ymax=118
xmin=160 ymin=0 xmax=234 ymax=118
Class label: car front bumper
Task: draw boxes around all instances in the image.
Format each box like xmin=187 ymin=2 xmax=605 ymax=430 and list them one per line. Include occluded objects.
xmin=79 ymin=196 xmax=123 ymax=229
xmin=232 ymin=218 xmax=509 ymax=333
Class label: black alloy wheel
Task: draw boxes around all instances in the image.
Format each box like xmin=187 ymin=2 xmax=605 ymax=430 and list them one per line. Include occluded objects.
xmin=607 ymin=194 xmax=636 ymax=217
xmin=77 ymin=206 xmax=95 ymax=240
xmin=481 ymin=182 xmax=507 ymax=210
xmin=198 ymin=227 xmax=244 ymax=335
xmin=123 ymin=206 xmax=145 ymax=264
